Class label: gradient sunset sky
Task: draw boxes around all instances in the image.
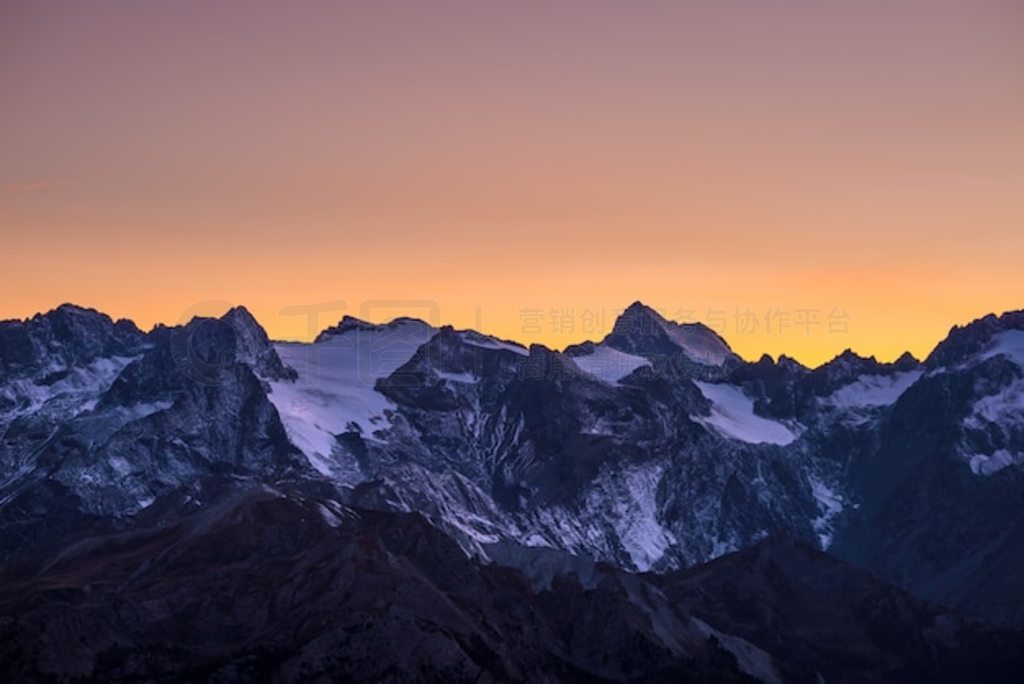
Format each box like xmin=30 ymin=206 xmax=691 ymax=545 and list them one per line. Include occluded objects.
xmin=2 ymin=0 xmax=1022 ymax=366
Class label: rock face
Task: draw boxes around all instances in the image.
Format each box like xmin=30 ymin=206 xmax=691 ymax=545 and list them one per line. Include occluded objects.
xmin=0 ymin=480 xmax=759 ymax=683
xmin=3 ymin=301 xmax=1024 ymax=680
xmin=595 ymin=300 xmax=736 ymax=365
xmin=831 ymin=315 xmax=1024 ymax=624
xmin=0 ymin=306 xmax=305 ymax=560
xmin=3 ymin=480 xmax=1021 ymax=683
xmin=0 ymin=304 xmax=145 ymax=380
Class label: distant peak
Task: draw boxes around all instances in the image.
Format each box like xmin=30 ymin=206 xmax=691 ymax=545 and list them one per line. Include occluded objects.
xmin=53 ymin=302 xmax=96 ymax=315
xmin=39 ymin=303 xmax=110 ymax=322
xmin=223 ymin=304 xmax=253 ymax=317
xmin=314 ymin=315 xmax=374 ymax=342
xmin=893 ymin=351 xmax=920 ymax=369
xmin=610 ymin=302 xmax=668 ymax=336
xmin=776 ymin=354 xmax=807 ymax=372
xmin=925 ymin=308 xmax=1024 ymax=368
xmin=624 ymin=300 xmax=657 ymax=314
xmin=314 ymin=314 xmax=432 ymax=343
xmin=390 ymin=315 xmax=431 ymax=327
xmin=221 ymin=305 xmax=259 ymax=327
xmin=829 ymin=348 xmax=875 ymax=365
xmin=604 ymin=301 xmax=733 ymax=365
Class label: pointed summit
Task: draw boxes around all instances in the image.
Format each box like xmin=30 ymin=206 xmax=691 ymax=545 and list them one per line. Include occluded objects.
xmin=611 ymin=301 xmax=670 ymax=337
xmin=220 ymin=306 xmax=296 ymax=380
xmin=603 ymin=301 xmax=734 ymax=365
xmin=221 ymin=305 xmax=259 ymax=328
xmin=892 ymin=351 xmax=920 ymax=371
xmin=604 ymin=302 xmax=678 ymax=356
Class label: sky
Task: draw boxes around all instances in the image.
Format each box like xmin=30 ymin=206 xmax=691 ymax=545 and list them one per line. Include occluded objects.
xmin=2 ymin=0 xmax=1022 ymax=366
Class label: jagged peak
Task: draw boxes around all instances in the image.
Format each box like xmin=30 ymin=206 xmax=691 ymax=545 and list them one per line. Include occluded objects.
xmin=219 ymin=306 xmax=273 ymax=344
xmin=926 ymin=308 xmax=1024 ymax=368
xmin=314 ymin=314 xmax=373 ymax=340
xmin=776 ymin=354 xmax=807 ymax=372
xmin=605 ymin=301 xmax=734 ymax=365
xmin=158 ymin=305 xmax=296 ymax=381
xmin=314 ymin=314 xmax=432 ymax=343
xmin=221 ymin=305 xmax=259 ymax=325
xmin=833 ymin=348 xmax=875 ymax=363
xmin=815 ymin=349 xmax=883 ymax=379
xmin=16 ymin=303 xmax=140 ymax=338
xmin=0 ymin=303 xmax=147 ymax=377
xmin=611 ymin=301 xmax=669 ymax=335
xmin=892 ymin=351 xmax=920 ymax=369
xmin=50 ymin=302 xmax=103 ymax=316
xmin=14 ymin=302 xmax=116 ymax=327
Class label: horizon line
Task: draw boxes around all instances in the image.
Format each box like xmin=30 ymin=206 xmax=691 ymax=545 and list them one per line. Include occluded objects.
xmin=12 ymin=299 xmax=1023 ymax=372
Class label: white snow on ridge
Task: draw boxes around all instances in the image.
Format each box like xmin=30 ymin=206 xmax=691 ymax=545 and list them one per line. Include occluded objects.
xmin=964 ymin=379 xmax=1024 ymax=429
xmin=572 ymin=345 xmax=651 ymax=383
xmin=460 ymin=334 xmax=529 ymax=356
xmin=0 ymin=354 xmax=139 ymax=423
xmin=962 ymin=371 xmax=1024 ymax=476
xmin=269 ymin=319 xmax=434 ymax=478
xmin=825 ymin=370 xmax=923 ymax=408
xmin=692 ymin=382 xmax=797 ymax=446
xmin=660 ymin=323 xmax=732 ymax=366
xmin=528 ymin=462 xmax=675 ymax=572
xmin=435 ymin=369 xmax=477 ymax=383
xmin=968 ymin=449 xmax=1024 ymax=476
xmin=613 ymin=464 xmax=674 ymax=570
xmin=983 ymin=330 xmax=1024 ymax=368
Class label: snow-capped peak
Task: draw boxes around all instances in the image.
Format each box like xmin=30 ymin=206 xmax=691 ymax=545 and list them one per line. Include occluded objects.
xmin=601 ymin=302 xmax=734 ymax=365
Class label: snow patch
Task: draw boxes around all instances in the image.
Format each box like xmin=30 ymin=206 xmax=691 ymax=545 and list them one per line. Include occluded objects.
xmin=435 ymin=369 xmax=477 ymax=383
xmin=983 ymin=330 xmax=1024 ymax=369
xmin=613 ymin=464 xmax=675 ymax=570
xmin=692 ymin=382 xmax=797 ymax=446
xmin=962 ymin=372 xmax=1024 ymax=476
xmin=808 ymin=477 xmax=844 ymax=549
xmin=317 ymin=502 xmax=343 ymax=528
xmin=269 ymin=319 xmax=434 ymax=479
xmin=968 ymin=450 xmax=1024 ymax=476
xmin=659 ymin=323 xmax=732 ymax=366
xmin=0 ymin=354 xmax=139 ymax=422
xmin=826 ymin=370 xmax=923 ymax=408
xmin=572 ymin=345 xmax=651 ymax=383
xmin=692 ymin=618 xmax=782 ymax=684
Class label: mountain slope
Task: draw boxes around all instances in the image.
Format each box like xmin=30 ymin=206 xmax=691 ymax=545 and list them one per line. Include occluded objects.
xmin=2 ymin=300 xmax=1024 ymax=682
xmin=662 ymin=536 xmax=1024 ymax=683
xmin=0 ymin=480 xmax=758 ymax=683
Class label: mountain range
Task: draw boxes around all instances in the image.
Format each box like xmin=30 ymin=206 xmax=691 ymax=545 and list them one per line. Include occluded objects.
xmin=2 ymin=301 xmax=1023 ymax=682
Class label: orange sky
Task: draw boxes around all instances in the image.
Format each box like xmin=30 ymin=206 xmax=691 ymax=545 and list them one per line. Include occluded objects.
xmin=2 ymin=0 xmax=1022 ymax=366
